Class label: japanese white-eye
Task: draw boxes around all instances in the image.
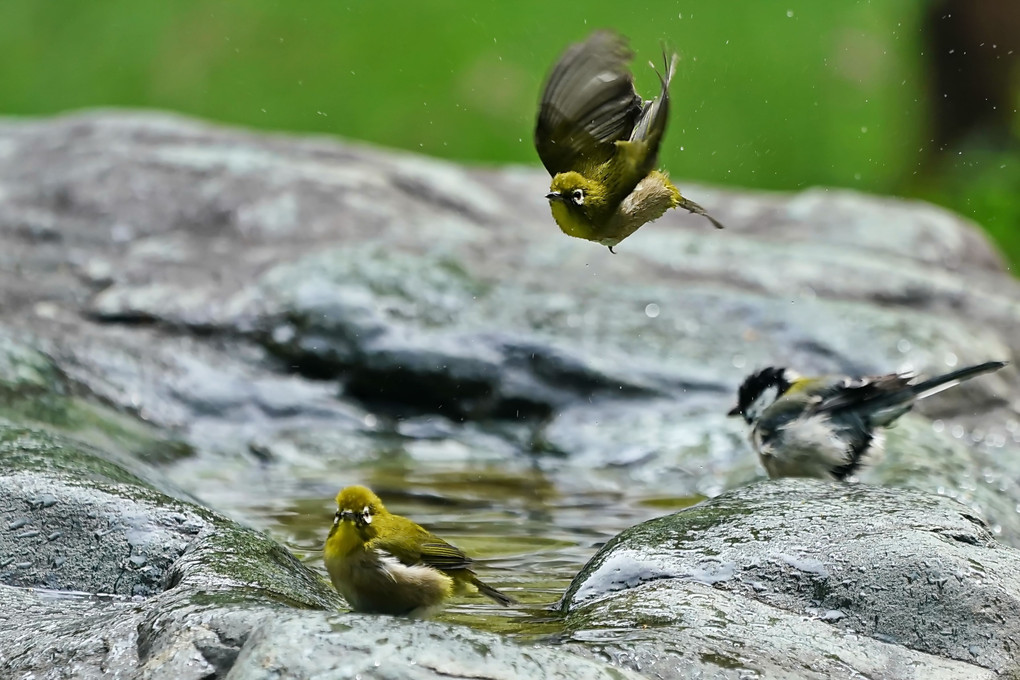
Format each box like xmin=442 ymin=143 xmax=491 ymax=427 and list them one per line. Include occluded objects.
xmin=323 ymin=485 xmax=515 ymax=617
xmin=535 ymin=30 xmax=724 ymax=252
xmin=728 ymin=360 xmax=1008 ymax=480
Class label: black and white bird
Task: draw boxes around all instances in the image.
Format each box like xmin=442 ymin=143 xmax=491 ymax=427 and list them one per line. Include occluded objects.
xmin=728 ymin=360 xmax=1008 ymax=480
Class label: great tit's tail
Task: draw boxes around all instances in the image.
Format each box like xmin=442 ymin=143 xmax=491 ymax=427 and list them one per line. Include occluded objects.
xmin=472 ymin=576 xmax=516 ymax=607
xmin=909 ymin=360 xmax=1008 ymax=401
xmin=865 ymin=360 xmax=1007 ymax=427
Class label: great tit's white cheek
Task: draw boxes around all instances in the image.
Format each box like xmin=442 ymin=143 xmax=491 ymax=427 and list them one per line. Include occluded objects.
xmin=747 ymin=386 xmax=779 ymax=423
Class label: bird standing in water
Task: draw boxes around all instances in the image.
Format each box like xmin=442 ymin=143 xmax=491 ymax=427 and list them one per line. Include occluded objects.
xmin=535 ymin=30 xmax=723 ymax=252
xmin=324 ymin=485 xmax=515 ymax=617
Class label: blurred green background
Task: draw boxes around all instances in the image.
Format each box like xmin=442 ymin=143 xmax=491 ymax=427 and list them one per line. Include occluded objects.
xmin=3 ymin=0 xmax=1017 ymax=269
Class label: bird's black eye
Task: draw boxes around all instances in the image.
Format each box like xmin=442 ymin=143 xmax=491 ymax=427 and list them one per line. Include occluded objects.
xmin=571 ymin=189 xmax=584 ymax=205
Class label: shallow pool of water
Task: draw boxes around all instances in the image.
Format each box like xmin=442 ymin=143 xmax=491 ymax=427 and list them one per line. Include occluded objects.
xmin=187 ymin=455 xmax=704 ymax=636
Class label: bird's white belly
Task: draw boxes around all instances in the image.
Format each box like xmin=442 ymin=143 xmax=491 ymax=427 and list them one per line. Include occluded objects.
xmin=326 ymin=548 xmax=452 ymax=617
xmin=756 ymin=414 xmax=853 ymax=480
xmin=602 ymin=174 xmax=678 ymax=245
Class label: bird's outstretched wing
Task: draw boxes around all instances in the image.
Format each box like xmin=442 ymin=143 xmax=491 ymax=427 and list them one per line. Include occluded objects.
xmin=626 ymin=50 xmax=677 ymax=178
xmin=535 ymin=31 xmax=642 ymax=176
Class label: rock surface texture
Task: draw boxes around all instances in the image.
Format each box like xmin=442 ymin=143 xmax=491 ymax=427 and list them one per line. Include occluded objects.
xmin=0 ymin=111 xmax=1018 ymax=679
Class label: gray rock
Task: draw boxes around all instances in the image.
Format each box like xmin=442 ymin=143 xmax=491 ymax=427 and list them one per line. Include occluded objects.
xmin=0 ymin=423 xmax=344 ymax=679
xmin=0 ymin=110 xmax=1019 ymax=679
xmin=0 ymin=424 xmax=632 ymax=680
xmin=560 ymin=480 xmax=1020 ymax=678
xmin=226 ymin=612 xmax=643 ymax=680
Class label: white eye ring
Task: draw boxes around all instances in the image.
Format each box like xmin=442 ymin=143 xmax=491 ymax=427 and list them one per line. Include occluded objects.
xmin=361 ymin=506 xmax=372 ymax=524
xmin=571 ymin=189 xmax=585 ymax=205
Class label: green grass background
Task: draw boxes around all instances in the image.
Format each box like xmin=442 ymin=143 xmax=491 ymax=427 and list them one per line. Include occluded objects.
xmin=2 ymin=1 xmax=1016 ymax=269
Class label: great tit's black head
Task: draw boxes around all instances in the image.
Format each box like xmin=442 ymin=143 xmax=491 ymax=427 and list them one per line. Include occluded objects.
xmin=728 ymin=366 xmax=792 ymax=424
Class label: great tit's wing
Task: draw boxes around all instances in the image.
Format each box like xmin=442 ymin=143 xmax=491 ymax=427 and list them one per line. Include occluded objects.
xmin=811 ymin=373 xmax=915 ymax=418
xmin=818 ymin=361 xmax=1007 ymax=424
xmin=535 ymin=31 xmax=642 ymax=176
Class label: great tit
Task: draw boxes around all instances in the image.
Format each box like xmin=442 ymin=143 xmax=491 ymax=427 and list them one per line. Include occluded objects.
xmin=728 ymin=360 xmax=1008 ymax=480
xmin=324 ymin=485 xmax=515 ymax=617
xmin=535 ymin=30 xmax=724 ymax=252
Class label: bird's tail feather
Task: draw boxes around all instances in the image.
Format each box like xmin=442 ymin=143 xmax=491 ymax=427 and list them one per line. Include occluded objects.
xmin=472 ymin=576 xmax=516 ymax=606
xmin=677 ymin=196 xmax=725 ymax=229
xmin=909 ymin=360 xmax=1007 ymax=401
xmin=863 ymin=360 xmax=1006 ymax=427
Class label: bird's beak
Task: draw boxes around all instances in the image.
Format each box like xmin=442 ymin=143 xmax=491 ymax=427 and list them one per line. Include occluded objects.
xmin=726 ymin=406 xmax=742 ymax=417
xmin=339 ymin=510 xmax=356 ymax=523
xmin=545 ymin=191 xmax=565 ymax=203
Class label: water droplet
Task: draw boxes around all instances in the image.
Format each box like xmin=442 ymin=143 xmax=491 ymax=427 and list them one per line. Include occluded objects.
xmin=644 ymin=303 xmax=660 ymax=318
xmin=932 ymin=419 xmax=945 ymax=433
xmin=732 ymin=354 xmax=747 ymax=369
xmin=896 ymin=339 xmax=911 ymax=353
xmin=944 ymin=352 xmax=958 ymax=367
xmin=786 ymin=9 xmax=794 ymax=17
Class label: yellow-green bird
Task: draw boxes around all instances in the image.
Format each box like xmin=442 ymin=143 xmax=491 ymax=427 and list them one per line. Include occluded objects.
xmin=535 ymin=30 xmax=724 ymax=252
xmin=323 ymin=485 xmax=515 ymax=617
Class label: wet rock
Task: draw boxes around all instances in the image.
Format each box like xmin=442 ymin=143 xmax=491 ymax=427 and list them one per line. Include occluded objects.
xmin=0 ymin=422 xmax=637 ymax=680
xmin=3 ymin=111 xmax=1014 ymax=428
xmin=0 ymin=110 xmax=1019 ymax=679
xmin=0 ymin=423 xmax=344 ymax=679
xmin=560 ymin=480 xmax=1020 ymax=678
xmin=0 ymin=111 xmax=1016 ymax=491
xmin=226 ymin=612 xmax=643 ymax=680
